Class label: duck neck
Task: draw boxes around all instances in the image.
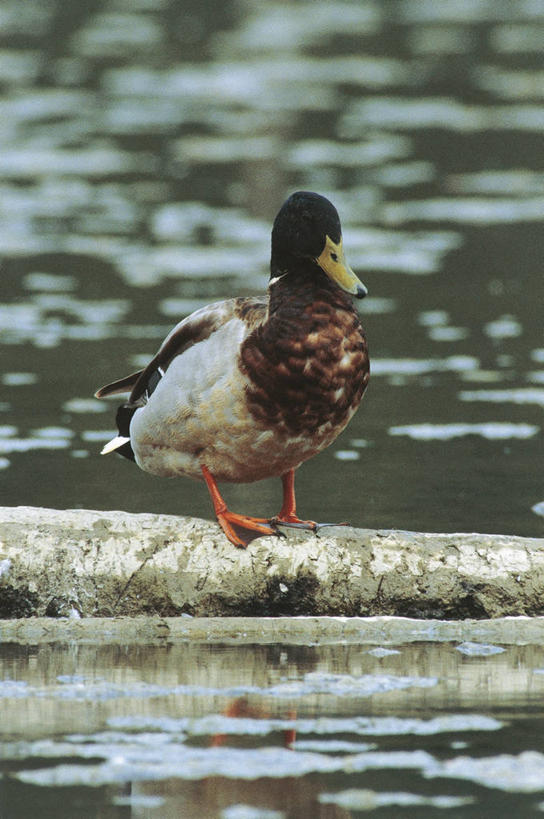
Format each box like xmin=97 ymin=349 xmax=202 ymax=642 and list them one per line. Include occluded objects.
xmin=268 ymin=262 xmax=352 ymax=315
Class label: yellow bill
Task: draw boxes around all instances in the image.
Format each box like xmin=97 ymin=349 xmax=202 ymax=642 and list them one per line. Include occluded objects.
xmin=316 ymin=235 xmax=368 ymax=298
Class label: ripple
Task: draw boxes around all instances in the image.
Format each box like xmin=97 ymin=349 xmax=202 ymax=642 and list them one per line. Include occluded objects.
xmin=459 ymin=388 xmax=544 ymax=407
xmin=484 ymin=315 xmax=523 ymax=339
xmin=62 ymin=398 xmax=107 ymax=414
xmin=0 ymin=436 xmax=71 ymax=454
xmin=426 ymin=751 xmax=544 ymax=793
xmin=455 ymin=643 xmax=506 ymax=656
xmin=2 ymin=372 xmax=38 ymax=386
xmin=384 ymin=196 xmax=544 ymax=225
xmin=287 ymin=136 xmax=412 ymax=168
xmin=342 ymin=97 xmax=544 ymax=134
xmin=491 ymin=24 xmax=544 ymax=54
xmin=319 ymin=789 xmax=474 ymax=810
xmin=389 ymin=423 xmax=539 ymax=441
xmin=532 ymin=501 xmax=544 ymax=518
xmin=0 ymin=144 xmax=155 ymax=180
xmin=372 ymin=355 xmax=479 ymax=376
xmin=217 ymin=2 xmax=381 ymax=53
xmin=446 ymin=169 xmax=544 ymax=196
xmin=474 ymin=66 xmax=544 ymax=100
xmin=71 ymin=13 xmax=164 ymax=58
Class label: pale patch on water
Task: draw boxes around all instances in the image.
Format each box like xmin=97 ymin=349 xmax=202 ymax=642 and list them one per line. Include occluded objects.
xmin=294 ymin=740 xmax=376 ymax=753
xmin=343 ymin=225 xmax=462 ymax=275
xmin=113 ymin=794 xmax=165 ymax=810
xmin=334 ymin=450 xmax=360 ymax=461
xmin=117 ymin=245 xmax=267 ymax=287
xmin=0 ymin=1 xmax=54 ymax=37
xmin=23 ymin=273 xmax=77 ymax=292
xmin=372 ymin=355 xmax=478 ymax=376
xmin=107 ymin=713 xmax=502 ymax=739
xmin=71 ymin=13 xmax=164 ymax=58
xmin=459 ymin=388 xmax=544 ymax=407
xmin=0 ymin=672 xmax=437 ymax=702
xmin=81 ymin=430 xmax=115 ymax=443
xmin=0 ymin=49 xmax=41 ymax=85
xmin=428 ymin=326 xmax=470 ymax=342
xmin=2 ymin=372 xmax=38 ymax=386
xmin=367 ymin=647 xmax=401 ymax=657
xmin=0 ymin=297 xmax=130 ymax=347
xmin=11 ymin=746 xmax=438 ymax=787
xmin=388 ymin=423 xmax=539 ymax=441
xmin=319 ymin=788 xmax=475 ymax=810
xmin=532 ymin=501 xmax=544 ymax=518
xmin=447 ymin=169 xmax=544 ymax=195
xmin=418 ymin=309 xmax=450 ymax=327
xmin=491 ymin=24 xmax=544 ymax=54
xmin=384 ymin=196 xmax=544 ymax=225
xmin=62 ymin=398 xmax=108 ymax=414
xmin=0 ymin=436 xmax=71 ymax=455
xmin=456 ymin=643 xmax=506 ymax=656
xmin=221 ymin=807 xmax=284 ymax=819
xmin=150 ymin=202 xmax=269 ymax=245
xmin=475 ymin=66 xmax=544 ymax=100
xmin=287 ymin=136 xmax=412 ymax=168
xmin=401 ymin=1 xmax=544 ymax=25
xmin=341 ymin=97 xmax=544 ymax=135
xmin=484 ymin=315 xmax=523 ymax=339
xmin=215 ymin=2 xmax=382 ymax=53
xmin=425 ymin=751 xmax=544 ymax=793
xmin=0 ymin=143 xmax=155 ymax=180
xmin=375 ymin=160 xmax=436 ymax=187
xmin=356 ymin=296 xmax=396 ymax=314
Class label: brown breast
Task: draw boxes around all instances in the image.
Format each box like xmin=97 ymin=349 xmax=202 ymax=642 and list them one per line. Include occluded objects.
xmin=239 ymin=279 xmax=369 ymax=438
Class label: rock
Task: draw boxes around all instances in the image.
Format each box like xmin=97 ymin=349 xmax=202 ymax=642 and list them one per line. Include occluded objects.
xmin=0 ymin=505 xmax=543 ymax=619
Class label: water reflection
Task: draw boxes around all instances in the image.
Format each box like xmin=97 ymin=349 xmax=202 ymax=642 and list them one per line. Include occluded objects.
xmin=2 ymin=638 xmax=544 ymax=817
xmin=0 ymin=0 xmax=543 ymax=536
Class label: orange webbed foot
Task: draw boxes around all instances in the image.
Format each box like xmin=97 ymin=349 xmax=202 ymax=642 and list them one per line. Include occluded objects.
xmin=216 ymin=509 xmax=279 ymax=549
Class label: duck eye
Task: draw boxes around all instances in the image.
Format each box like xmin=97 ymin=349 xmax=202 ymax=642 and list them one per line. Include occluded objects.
xmin=330 ymin=253 xmax=338 ymax=262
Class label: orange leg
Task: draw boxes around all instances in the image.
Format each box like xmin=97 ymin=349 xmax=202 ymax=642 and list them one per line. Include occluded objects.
xmin=273 ymin=468 xmax=348 ymax=531
xmin=272 ymin=469 xmax=318 ymax=530
xmin=201 ymin=465 xmax=277 ymax=548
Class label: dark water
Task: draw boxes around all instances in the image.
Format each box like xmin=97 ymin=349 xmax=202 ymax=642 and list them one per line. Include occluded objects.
xmin=1 ymin=0 xmax=543 ymax=536
xmin=3 ymin=636 xmax=544 ymax=818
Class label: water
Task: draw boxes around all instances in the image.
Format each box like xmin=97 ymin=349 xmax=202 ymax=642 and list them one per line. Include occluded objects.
xmin=3 ymin=632 xmax=544 ymax=817
xmin=0 ymin=0 xmax=543 ymax=536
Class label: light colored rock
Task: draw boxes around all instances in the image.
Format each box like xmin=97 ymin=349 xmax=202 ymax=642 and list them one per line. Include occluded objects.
xmin=0 ymin=505 xmax=543 ymax=619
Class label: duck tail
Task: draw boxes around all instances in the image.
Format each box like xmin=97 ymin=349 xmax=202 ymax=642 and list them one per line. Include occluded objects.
xmin=100 ymin=436 xmax=131 ymax=455
xmin=100 ymin=403 xmax=137 ymax=461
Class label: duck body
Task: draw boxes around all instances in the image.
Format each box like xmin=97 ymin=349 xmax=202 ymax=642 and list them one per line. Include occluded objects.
xmin=96 ymin=191 xmax=370 ymax=546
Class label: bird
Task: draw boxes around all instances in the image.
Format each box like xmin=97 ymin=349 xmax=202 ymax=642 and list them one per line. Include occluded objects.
xmin=95 ymin=191 xmax=370 ymax=547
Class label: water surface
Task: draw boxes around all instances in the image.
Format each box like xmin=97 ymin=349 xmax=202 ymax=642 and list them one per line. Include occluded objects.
xmin=3 ymin=635 xmax=544 ymax=817
xmin=1 ymin=1 xmax=543 ymax=535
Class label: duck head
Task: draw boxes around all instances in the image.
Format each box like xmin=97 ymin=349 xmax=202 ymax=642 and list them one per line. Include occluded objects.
xmin=270 ymin=191 xmax=368 ymax=299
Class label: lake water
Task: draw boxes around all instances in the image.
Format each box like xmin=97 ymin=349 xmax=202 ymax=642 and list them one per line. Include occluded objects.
xmin=0 ymin=0 xmax=543 ymax=537
xmin=3 ymin=627 xmax=544 ymax=818
xmin=0 ymin=3 xmax=543 ymax=813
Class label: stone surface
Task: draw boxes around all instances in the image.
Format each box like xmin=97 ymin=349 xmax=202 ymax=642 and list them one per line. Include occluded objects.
xmin=2 ymin=614 xmax=544 ymax=645
xmin=1 ymin=505 xmax=543 ymax=619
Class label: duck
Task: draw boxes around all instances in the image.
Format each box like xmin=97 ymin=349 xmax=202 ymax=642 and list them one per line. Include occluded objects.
xmin=95 ymin=191 xmax=370 ymax=547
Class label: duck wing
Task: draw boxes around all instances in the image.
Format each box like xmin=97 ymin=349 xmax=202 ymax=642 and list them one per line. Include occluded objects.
xmin=94 ymin=297 xmax=267 ymax=403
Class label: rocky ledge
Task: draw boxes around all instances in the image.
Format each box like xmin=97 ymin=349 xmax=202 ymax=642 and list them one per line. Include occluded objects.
xmin=1 ymin=506 xmax=543 ymax=619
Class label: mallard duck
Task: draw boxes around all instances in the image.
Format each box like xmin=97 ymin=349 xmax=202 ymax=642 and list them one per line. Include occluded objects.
xmin=95 ymin=191 xmax=370 ymax=547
